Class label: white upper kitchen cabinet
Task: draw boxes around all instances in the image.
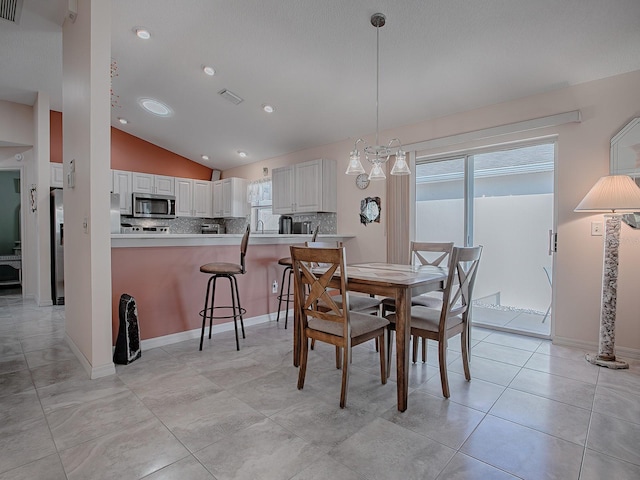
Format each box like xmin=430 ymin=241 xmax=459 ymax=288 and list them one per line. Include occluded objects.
xmin=112 ymin=169 xmax=133 ymax=214
xmin=272 ymin=159 xmax=336 ymax=214
xmin=213 ymin=177 xmax=249 ymax=218
xmin=132 ymin=172 xmax=175 ymax=195
xmin=50 ymin=163 xmax=64 ymax=188
xmin=176 ymin=177 xmax=213 ymax=218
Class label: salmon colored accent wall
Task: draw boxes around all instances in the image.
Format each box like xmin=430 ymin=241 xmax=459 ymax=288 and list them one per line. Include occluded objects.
xmin=50 ymin=110 xmax=63 ymax=164
xmin=111 ymin=128 xmax=213 ymax=179
xmin=111 ymin=244 xmax=291 ymax=343
xmin=49 ymin=110 xmax=212 ymax=179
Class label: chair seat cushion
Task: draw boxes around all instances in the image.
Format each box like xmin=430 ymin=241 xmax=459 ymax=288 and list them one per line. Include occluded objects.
xmin=318 ymin=294 xmax=381 ymax=313
xmin=387 ymin=306 xmax=463 ymax=332
xmin=335 ymin=294 xmax=381 ymax=312
xmin=200 ymin=262 xmax=243 ymax=275
xmin=278 ymin=257 xmax=292 ymax=266
xmin=308 ymin=311 xmax=388 ymax=338
xmin=411 ymin=293 xmax=443 ymax=308
xmin=382 ymin=292 xmax=443 ymax=310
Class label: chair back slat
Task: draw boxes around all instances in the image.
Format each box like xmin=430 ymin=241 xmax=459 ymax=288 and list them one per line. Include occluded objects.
xmin=240 ymin=223 xmax=251 ymax=273
xmin=410 ymin=241 xmax=454 ymax=267
xmin=290 ymin=246 xmax=350 ymax=332
xmin=438 ymin=246 xmax=483 ymax=330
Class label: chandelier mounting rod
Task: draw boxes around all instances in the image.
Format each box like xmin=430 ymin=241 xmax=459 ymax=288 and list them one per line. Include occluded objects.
xmin=371 ymin=13 xmax=385 ymax=147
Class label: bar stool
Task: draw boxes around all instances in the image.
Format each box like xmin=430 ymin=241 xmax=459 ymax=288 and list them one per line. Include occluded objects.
xmin=199 ymin=224 xmax=251 ymax=351
xmin=276 ymin=227 xmax=319 ymax=328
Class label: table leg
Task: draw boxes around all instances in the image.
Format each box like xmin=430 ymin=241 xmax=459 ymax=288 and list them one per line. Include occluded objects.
xmin=395 ymin=288 xmax=411 ymax=411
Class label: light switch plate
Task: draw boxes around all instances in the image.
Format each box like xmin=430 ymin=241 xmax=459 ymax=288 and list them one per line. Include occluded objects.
xmin=591 ymin=221 xmax=603 ymax=236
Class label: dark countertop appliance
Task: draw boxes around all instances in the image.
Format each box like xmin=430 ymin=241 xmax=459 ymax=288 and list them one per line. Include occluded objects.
xmin=201 ymin=224 xmax=224 ymax=234
xmin=293 ymin=221 xmax=312 ymax=234
xmin=279 ymin=215 xmax=292 ymax=234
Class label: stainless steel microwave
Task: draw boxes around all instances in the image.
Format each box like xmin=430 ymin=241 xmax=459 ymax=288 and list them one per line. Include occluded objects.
xmin=132 ymin=193 xmax=176 ymax=219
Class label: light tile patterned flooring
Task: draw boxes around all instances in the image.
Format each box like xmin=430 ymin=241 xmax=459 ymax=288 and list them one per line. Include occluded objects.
xmin=1 ymin=292 xmax=639 ymax=479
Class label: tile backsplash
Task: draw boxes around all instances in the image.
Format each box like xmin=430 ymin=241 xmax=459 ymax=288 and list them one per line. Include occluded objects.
xmin=119 ymin=211 xmax=336 ymax=235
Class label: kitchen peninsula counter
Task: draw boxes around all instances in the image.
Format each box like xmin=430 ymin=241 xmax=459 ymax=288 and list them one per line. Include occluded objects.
xmin=111 ymin=233 xmax=354 ymax=248
xmin=110 ymin=233 xmax=355 ymax=347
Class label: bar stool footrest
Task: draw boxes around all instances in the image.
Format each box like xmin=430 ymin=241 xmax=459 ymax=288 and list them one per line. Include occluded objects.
xmin=199 ymin=306 xmax=247 ymax=320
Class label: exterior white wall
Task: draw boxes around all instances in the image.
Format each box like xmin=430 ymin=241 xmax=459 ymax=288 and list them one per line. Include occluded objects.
xmin=417 ymin=194 xmax=553 ymax=311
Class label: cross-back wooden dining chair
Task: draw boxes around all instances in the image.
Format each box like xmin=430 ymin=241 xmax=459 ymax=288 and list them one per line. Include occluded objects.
xmin=386 ymin=245 xmax=482 ymax=398
xmin=306 ymin=241 xmax=382 ymax=354
xmin=382 ymin=241 xmax=454 ymax=362
xmin=290 ymin=245 xmax=388 ymax=408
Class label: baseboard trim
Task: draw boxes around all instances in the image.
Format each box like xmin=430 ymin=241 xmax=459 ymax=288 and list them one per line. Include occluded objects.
xmin=65 ymin=333 xmax=116 ymax=379
xmin=553 ymin=336 xmax=640 ymax=360
xmin=140 ymin=311 xmax=285 ymax=351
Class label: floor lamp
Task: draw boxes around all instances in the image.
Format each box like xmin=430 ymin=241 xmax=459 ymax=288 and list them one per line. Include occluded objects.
xmin=575 ymin=175 xmax=640 ymax=369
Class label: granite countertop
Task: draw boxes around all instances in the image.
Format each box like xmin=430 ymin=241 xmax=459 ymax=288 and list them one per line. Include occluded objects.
xmin=111 ymin=233 xmax=354 ymax=248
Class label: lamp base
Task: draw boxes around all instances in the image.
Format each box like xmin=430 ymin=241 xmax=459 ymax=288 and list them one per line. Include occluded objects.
xmin=585 ymin=353 xmax=629 ymax=369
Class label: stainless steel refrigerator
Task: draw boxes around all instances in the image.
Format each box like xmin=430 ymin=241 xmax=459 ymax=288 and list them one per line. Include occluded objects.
xmin=50 ymin=189 xmax=64 ymax=305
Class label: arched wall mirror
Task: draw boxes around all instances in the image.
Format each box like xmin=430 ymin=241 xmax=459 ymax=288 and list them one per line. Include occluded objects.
xmin=610 ymin=117 xmax=640 ymax=228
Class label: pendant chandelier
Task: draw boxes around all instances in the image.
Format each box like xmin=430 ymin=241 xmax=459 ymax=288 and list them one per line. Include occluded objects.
xmin=346 ymin=13 xmax=411 ymax=180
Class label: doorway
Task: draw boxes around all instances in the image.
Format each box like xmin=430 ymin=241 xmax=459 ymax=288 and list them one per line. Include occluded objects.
xmin=414 ymin=142 xmax=554 ymax=338
xmin=0 ymin=169 xmax=22 ymax=296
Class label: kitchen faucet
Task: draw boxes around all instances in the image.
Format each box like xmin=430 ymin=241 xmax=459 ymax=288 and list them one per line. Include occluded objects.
xmin=257 ymin=219 xmax=264 ymax=234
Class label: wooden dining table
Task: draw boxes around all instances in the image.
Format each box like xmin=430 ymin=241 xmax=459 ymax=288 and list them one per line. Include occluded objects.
xmin=292 ymin=262 xmax=447 ymax=412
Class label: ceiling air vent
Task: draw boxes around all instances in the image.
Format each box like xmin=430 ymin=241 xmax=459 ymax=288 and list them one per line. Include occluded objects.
xmin=0 ymin=0 xmax=23 ymax=23
xmin=218 ymin=89 xmax=244 ymax=105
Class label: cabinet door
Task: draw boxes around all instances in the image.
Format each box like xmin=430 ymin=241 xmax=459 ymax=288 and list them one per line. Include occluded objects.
xmin=294 ymin=160 xmax=323 ymax=212
xmin=212 ymin=180 xmax=224 ymax=217
xmin=154 ymin=175 xmax=175 ymax=195
xmin=229 ymin=178 xmax=249 ymax=217
xmin=132 ymin=172 xmax=154 ymax=193
xmin=272 ymin=166 xmax=295 ymax=214
xmin=50 ymin=163 xmax=64 ymax=188
xmin=175 ymin=178 xmax=193 ymax=217
xmin=221 ymin=179 xmax=233 ymax=216
xmin=112 ymin=170 xmax=133 ymax=214
xmin=193 ymin=180 xmax=213 ymax=218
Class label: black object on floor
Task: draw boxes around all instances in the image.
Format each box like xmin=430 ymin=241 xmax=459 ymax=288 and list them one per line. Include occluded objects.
xmin=113 ymin=293 xmax=142 ymax=365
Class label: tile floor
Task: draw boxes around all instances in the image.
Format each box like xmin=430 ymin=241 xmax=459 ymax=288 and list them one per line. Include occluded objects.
xmin=1 ymin=292 xmax=640 ymax=479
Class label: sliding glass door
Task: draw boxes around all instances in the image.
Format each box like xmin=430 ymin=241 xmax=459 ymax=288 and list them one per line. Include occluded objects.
xmin=415 ymin=142 xmax=554 ymax=337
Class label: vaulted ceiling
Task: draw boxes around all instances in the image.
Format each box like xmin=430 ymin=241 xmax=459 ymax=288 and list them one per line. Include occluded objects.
xmin=1 ymin=0 xmax=640 ymax=170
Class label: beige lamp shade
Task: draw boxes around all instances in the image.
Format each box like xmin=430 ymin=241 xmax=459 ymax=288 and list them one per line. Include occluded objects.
xmin=574 ymin=175 xmax=640 ymax=213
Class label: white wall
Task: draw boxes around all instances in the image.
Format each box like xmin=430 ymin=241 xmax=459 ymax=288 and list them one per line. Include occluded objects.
xmin=62 ymin=0 xmax=114 ymax=378
xmin=0 ymin=100 xmax=42 ymax=302
xmin=226 ymin=70 xmax=640 ymax=356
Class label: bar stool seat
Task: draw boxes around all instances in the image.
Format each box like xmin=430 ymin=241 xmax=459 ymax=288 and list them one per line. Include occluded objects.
xmin=200 ymin=263 xmax=243 ymax=275
xmin=199 ymin=224 xmax=251 ymax=351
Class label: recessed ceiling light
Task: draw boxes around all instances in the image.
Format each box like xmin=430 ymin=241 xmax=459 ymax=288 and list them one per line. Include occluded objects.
xmin=262 ymin=104 xmax=275 ymax=113
xmin=237 ymin=151 xmax=247 ymax=158
xmin=138 ymin=98 xmax=172 ymax=116
xmin=117 ymin=117 xmax=128 ymax=124
xmin=201 ymin=155 xmax=209 ymax=160
xmin=135 ymin=28 xmax=150 ymax=40
xmin=203 ymin=66 xmax=215 ymax=76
